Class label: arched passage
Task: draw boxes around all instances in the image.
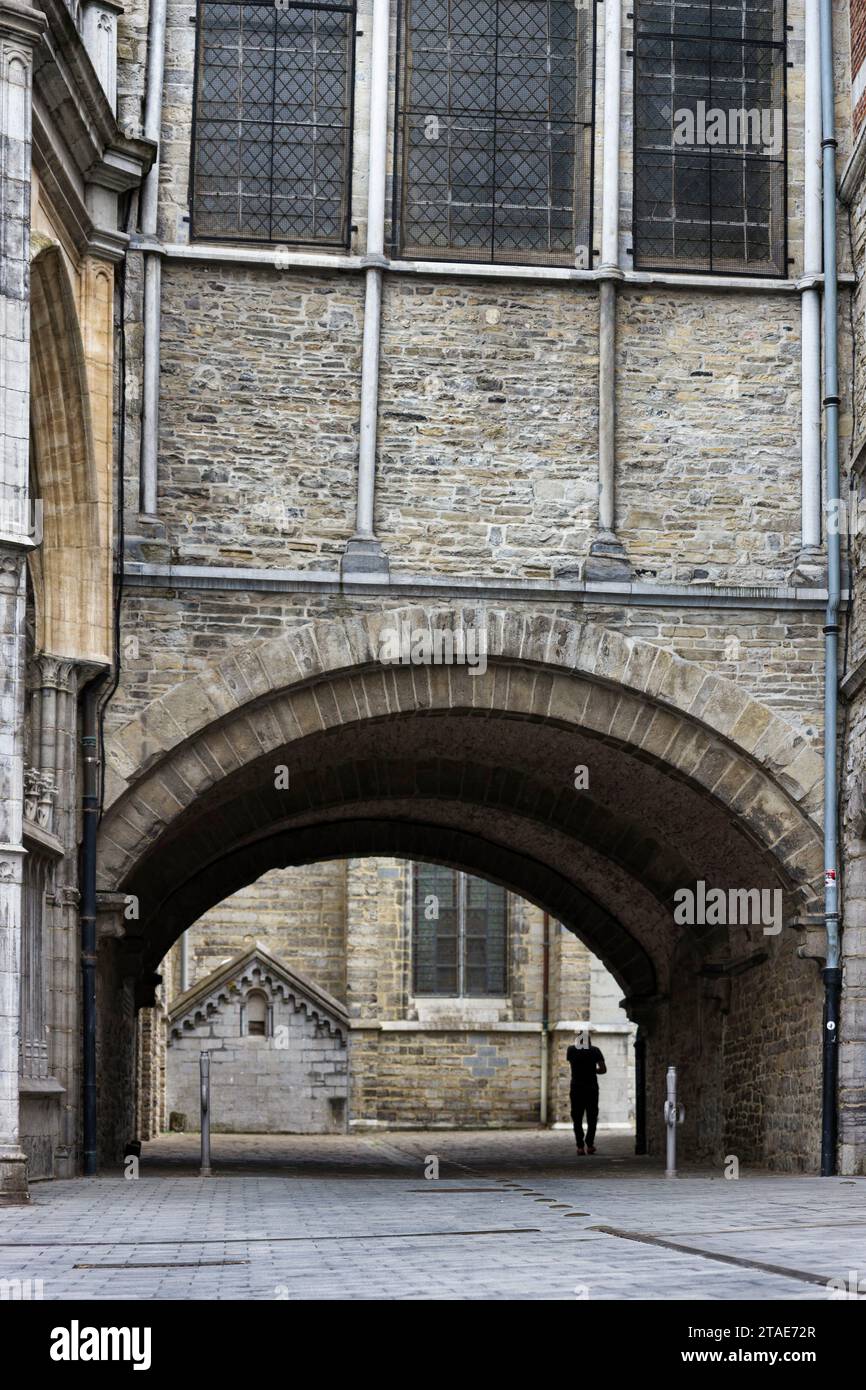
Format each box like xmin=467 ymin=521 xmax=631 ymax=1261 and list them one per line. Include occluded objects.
xmin=98 ymin=609 xmax=826 ymax=1169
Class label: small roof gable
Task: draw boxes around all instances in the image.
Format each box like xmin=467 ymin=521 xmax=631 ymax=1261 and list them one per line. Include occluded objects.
xmin=168 ymin=943 xmax=349 ymax=1033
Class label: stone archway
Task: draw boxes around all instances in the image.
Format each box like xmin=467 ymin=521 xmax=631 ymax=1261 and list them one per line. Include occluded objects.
xmin=97 ymin=608 xmax=826 ymax=1169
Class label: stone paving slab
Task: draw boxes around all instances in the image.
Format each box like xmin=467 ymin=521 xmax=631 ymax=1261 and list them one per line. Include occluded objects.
xmin=0 ymin=1130 xmax=863 ymax=1300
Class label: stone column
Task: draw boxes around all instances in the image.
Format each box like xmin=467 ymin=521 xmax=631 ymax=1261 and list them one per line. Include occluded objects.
xmin=80 ymin=0 xmax=121 ymax=114
xmin=340 ymin=0 xmax=390 ymax=578
xmin=27 ymin=655 xmax=80 ymax=1174
xmin=0 ymin=0 xmax=46 ymax=1202
xmin=584 ymin=0 xmax=629 ymax=582
xmin=794 ymin=0 xmax=823 ymax=585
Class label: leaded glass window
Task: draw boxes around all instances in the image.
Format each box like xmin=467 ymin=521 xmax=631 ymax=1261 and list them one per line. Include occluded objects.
xmin=397 ymin=0 xmax=595 ymax=265
xmin=191 ymin=0 xmax=356 ymax=245
xmin=634 ymin=0 xmax=787 ymax=275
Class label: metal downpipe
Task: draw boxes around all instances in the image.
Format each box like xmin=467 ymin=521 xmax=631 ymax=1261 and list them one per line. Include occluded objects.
xmin=819 ymin=0 xmax=841 ymax=1177
xmin=80 ymin=681 xmax=101 ymax=1176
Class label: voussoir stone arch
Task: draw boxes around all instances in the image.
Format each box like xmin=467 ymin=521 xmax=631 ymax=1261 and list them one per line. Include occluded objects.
xmin=99 ymin=607 xmax=824 ymax=901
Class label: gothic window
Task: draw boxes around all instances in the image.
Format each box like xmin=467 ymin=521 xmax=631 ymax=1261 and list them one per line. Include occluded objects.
xmin=245 ymin=989 xmax=269 ymax=1035
xmin=633 ymin=0 xmax=787 ymax=275
xmin=20 ymin=850 xmax=52 ymax=1080
xmin=413 ymin=864 xmax=508 ymax=996
xmin=190 ymin=0 xmax=356 ymax=245
xmin=396 ymin=0 xmax=595 ymax=265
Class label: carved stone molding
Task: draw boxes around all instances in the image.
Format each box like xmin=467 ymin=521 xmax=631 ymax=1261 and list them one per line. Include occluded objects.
xmin=23 ymin=767 xmax=56 ymax=831
xmin=28 ymin=652 xmax=78 ymax=693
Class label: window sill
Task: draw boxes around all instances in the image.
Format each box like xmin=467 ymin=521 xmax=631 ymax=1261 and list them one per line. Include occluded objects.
xmin=19 ymin=1076 xmax=65 ymax=1095
xmin=154 ymin=240 xmax=855 ymax=293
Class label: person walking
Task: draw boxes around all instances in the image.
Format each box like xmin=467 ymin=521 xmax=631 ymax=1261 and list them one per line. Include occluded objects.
xmin=566 ymin=1032 xmax=606 ymax=1155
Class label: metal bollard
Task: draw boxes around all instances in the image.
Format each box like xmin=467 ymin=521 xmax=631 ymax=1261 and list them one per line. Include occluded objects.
xmin=200 ymin=1050 xmax=211 ymax=1177
xmin=663 ymin=1065 xmax=685 ymax=1178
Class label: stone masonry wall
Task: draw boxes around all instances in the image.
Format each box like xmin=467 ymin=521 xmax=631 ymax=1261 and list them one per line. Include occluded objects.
xmin=178 ymin=860 xmax=348 ymax=1003
xmin=145 ymin=272 xmax=818 ymax=584
xmin=107 ymin=0 xmax=838 ymax=1171
xmin=617 ymin=291 xmax=801 ymax=585
xmin=166 ymin=991 xmax=348 ymax=1134
xmin=113 ymin=0 xmax=828 ymax=586
xmin=107 ymin=591 xmax=826 ymax=736
xmin=832 ymin=41 xmax=866 ymax=1175
xmin=157 ymin=266 xmax=362 ymax=571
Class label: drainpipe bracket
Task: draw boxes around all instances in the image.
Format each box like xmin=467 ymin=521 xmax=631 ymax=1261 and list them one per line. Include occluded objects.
xmin=790 ymin=546 xmax=825 ymax=587
xmin=340 ymin=535 xmax=391 ymax=578
xmin=584 ymin=530 xmax=632 ymax=582
xmin=123 ymin=513 xmax=170 ymax=566
xmin=129 ymin=234 xmax=166 ymax=255
xmin=796 ymin=926 xmax=831 ymax=970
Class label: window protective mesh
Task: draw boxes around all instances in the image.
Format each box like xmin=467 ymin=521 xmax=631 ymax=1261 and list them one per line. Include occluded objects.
xmin=633 ymin=0 xmax=787 ymax=276
xmin=190 ymin=0 xmax=356 ymax=246
xmin=396 ymin=0 xmax=596 ymax=266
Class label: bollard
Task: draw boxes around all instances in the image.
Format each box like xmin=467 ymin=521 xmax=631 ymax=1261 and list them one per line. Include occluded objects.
xmin=663 ymin=1065 xmax=685 ymax=1178
xmin=200 ymin=1050 xmax=211 ymax=1177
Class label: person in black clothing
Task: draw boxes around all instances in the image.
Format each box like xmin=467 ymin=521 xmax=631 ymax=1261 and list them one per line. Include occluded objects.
xmin=566 ymin=1035 xmax=607 ymax=1155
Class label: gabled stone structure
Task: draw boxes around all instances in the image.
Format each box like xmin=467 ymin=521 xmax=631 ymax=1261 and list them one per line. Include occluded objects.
xmin=166 ymin=945 xmax=349 ymax=1135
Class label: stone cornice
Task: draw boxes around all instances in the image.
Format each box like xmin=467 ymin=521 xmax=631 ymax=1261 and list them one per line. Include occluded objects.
xmin=22 ymin=822 xmax=65 ymax=859
xmin=156 ymin=240 xmax=858 ymax=294
xmin=29 ymin=0 xmax=154 ymax=255
xmin=34 ymin=0 xmax=117 ymax=168
xmin=168 ymin=944 xmax=350 ymax=1037
xmin=0 ymin=0 xmax=46 ymax=45
xmin=122 ymin=559 xmax=840 ymax=614
xmin=0 ymin=0 xmax=46 ymax=46
xmin=32 ymin=104 xmax=149 ymax=258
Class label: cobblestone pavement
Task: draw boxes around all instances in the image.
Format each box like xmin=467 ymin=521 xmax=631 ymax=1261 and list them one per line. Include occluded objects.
xmin=1 ymin=1130 xmax=864 ymax=1300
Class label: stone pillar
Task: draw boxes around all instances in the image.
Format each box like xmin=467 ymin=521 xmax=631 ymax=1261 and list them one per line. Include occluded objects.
xmin=625 ymin=996 xmax=664 ymax=1157
xmin=584 ymin=0 xmax=629 ymax=582
xmin=0 ymin=0 xmax=46 ymax=1202
xmin=340 ymin=0 xmax=390 ymax=577
xmin=80 ymin=0 xmax=120 ymax=114
xmin=27 ymin=656 xmax=80 ymax=1175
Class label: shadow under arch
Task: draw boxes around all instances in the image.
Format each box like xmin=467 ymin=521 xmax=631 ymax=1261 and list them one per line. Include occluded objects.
xmin=128 ymin=814 xmax=658 ymax=1005
xmin=111 ymin=705 xmax=820 ymax=1020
